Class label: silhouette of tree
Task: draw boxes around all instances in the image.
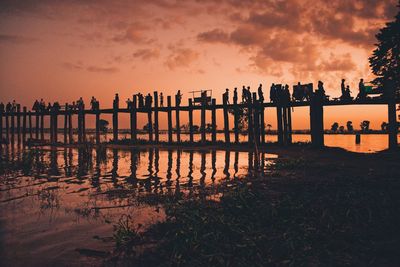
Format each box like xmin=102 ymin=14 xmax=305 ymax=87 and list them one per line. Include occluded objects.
xmin=346 ymin=121 xmax=354 ymax=132
xmin=360 ymin=120 xmax=370 ymax=132
xmin=331 ymin=122 xmax=339 ymax=132
xmin=369 ymin=4 xmax=400 ymax=95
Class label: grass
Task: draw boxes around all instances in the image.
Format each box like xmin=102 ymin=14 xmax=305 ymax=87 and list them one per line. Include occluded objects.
xmin=111 ymin=150 xmax=400 ymax=266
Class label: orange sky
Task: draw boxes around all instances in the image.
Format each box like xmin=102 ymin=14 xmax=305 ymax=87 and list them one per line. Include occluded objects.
xmin=0 ymin=0 xmax=398 ymax=130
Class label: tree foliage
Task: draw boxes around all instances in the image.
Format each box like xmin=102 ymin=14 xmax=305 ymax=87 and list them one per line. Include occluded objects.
xmin=369 ymin=4 xmax=400 ymax=94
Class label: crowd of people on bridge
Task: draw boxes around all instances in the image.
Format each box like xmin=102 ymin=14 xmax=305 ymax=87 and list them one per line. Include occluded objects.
xmin=0 ymin=78 xmax=374 ymax=115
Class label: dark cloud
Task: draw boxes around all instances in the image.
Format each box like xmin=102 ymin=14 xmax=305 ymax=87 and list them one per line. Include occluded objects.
xmin=133 ymin=48 xmax=160 ymax=60
xmin=318 ymin=53 xmax=356 ymax=71
xmin=0 ymin=34 xmax=37 ymax=44
xmin=197 ymin=29 xmax=230 ymax=43
xmin=165 ymin=47 xmax=199 ymax=70
xmin=87 ymin=66 xmax=119 ymax=73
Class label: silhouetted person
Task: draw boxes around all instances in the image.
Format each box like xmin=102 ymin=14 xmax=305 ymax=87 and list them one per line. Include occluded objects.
xmin=47 ymin=102 xmax=52 ymax=111
xmin=242 ymin=86 xmax=247 ymax=103
xmin=258 ymin=84 xmax=264 ymax=103
xmin=316 ymin=80 xmax=326 ymax=100
xmin=126 ymin=98 xmax=132 ymax=109
xmin=53 ymin=102 xmax=61 ymax=111
xmin=32 ymin=100 xmax=39 ymax=112
xmin=138 ymin=93 xmax=144 ymax=108
xmin=0 ymin=102 xmax=4 ymax=113
xmin=176 ymin=90 xmax=182 ymax=106
xmin=269 ymin=83 xmax=277 ymax=102
xmin=160 ymin=93 xmax=164 ymax=107
xmin=284 ymin=84 xmax=291 ymax=103
xmin=233 ymin=87 xmax=238 ymax=104
xmin=357 ymin=78 xmax=366 ymax=100
xmin=145 ymin=93 xmax=152 ymax=108
xmin=341 ymin=79 xmax=346 ymax=98
xmin=6 ymin=102 xmax=12 ymax=112
xmin=223 ymin=88 xmax=229 ymax=104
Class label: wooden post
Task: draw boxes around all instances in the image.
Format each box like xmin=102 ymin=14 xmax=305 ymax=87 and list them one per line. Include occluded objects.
xmin=40 ymin=111 xmax=44 ymax=140
xmin=10 ymin=108 xmax=15 ymax=144
xmin=5 ymin=112 xmax=9 ymax=143
xmin=95 ymin=104 xmax=100 ymax=145
xmin=287 ymin=106 xmax=292 ymax=144
xmin=64 ymin=103 xmax=68 ymax=144
xmin=54 ymin=106 xmax=58 ymax=143
xmin=175 ymin=94 xmax=181 ymax=142
xmin=387 ymin=80 xmax=398 ymax=150
xmin=211 ymin=98 xmax=217 ymax=143
xmin=28 ymin=111 xmax=32 ymax=140
xmin=276 ymin=106 xmax=283 ymax=145
xmin=234 ymin=97 xmax=239 ymax=144
xmin=223 ymin=95 xmax=230 ymax=144
xmin=260 ymin=104 xmax=265 ymax=144
xmin=201 ymin=98 xmax=206 ymax=143
xmin=248 ymin=97 xmax=253 ymax=144
xmin=68 ymin=111 xmax=73 ymax=144
xmin=148 ymin=96 xmax=153 ymax=142
xmin=154 ymin=91 xmax=159 ymax=143
xmin=113 ymin=95 xmax=119 ymax=142
xmin=167 ymin=96 xmax=173 ymax=143
xmin=0 ymin=109 xmax=3 ymax=143
xmin=35 ymin=111 xmax=39 ymax=139
xmin=188 ymin=99 xmax=194 ymax=143
xmin=82 ymin=105 xmax=86 ymax=142
xmin=253 ymin=93 xmax=260 ymax=145
xmin=22 ymin=107 xmax=27 ymax=145
xmin=78 ymin=106 xmax=82 ymax=143
xmin=310 ymin=94 xmax=324 ymax=148
xmin=131 ymin=95 xmax=137 ymax=141
xmin=282 ymin=105 xmax=288 ymax=145
xmin=17 ymin=105 xmax=21 ymax=144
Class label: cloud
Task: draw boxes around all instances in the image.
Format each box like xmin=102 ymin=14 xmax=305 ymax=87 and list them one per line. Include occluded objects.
xmin=112 ymin=22 xmax=155 ymax=44
xmin=165 ymin=47 xmax=199 ymax=70
xmin=87 ymin=66 xmax=119 ymax=73
xmin=197 ymin=29 xmax=230 ymax=43
xmin=62 ymin=61 xmax=84 ymax=70
xmin=318 ymin=53 xmax=356 ymax=71
xmin=132 ymin=48 xmax=160 ymax=60
xmin=0 ymin=34 xmax=38 ymax=44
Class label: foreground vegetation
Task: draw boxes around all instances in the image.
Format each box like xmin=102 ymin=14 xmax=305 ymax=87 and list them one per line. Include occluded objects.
xmin=111 ymin=148 xmax=400 ymax=266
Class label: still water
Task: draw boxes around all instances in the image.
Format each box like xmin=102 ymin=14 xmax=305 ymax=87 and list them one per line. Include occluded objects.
xmin=0 ymin=147 xmax=276 ymax=266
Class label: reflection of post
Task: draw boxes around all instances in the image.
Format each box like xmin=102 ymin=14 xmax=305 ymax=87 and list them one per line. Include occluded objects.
xmin=201 ymin=98 xmax=206 ymax=143
xmin=78 ymin=105 xmax=82 ymax=143
xmin=54 ymin=106 xmax=58 ymax=143
xmin=188 ymin=150 xmax=194 ymax=187
xmin=175 ymin=94 xmax=181 ymax=142
xmin=189 ymin=99 xmax=194 ymax=142
xmin=211 ymin=99 xmax=217 ymax=143
xmin=224 ymin=150 xmax=230 ymax=179
xmin=176 ymin=149 xmax=181 ymax=179
xmin=234 ymin=151 xmax=239 ymax=178
xmin=22 ymin=107 xmax=27 ymax=145
xmin=82 ymin=106 xmax=86 ymax=142
xmin=167 ymin=96 xmax=173 ymax=143
xmin=129 ymin=149 xmax=138 ymax=182
xmin=211 ymin=150 xmax=216 ymax=182
xmin=154 ymin=92 xmax=159 ymax=143
xmin=200 ymin=151 xmax=206 ymax=188
xmin=112 ymin=148 xmax=118 ymax=180
xmin=147 ymin=98 xmax=153 ymax=142
xmin=276 ymin=105 xmax=283 ymax=145
xmin=222 ymin=95 xmax=230 ymax=143
xmin=166 ymin=150 xmax=173 ymax=191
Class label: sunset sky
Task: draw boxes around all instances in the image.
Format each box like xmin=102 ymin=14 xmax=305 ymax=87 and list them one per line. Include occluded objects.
xmin=0 ymin=0 xmax=398 ymax=130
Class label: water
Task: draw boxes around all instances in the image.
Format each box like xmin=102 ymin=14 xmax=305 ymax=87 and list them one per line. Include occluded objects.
xmin=0 ymin=146 xmax=276 ymax=266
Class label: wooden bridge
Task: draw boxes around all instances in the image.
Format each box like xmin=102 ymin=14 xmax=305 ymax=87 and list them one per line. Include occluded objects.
xmin=0 ymin=85 xmax=398 ymax=150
